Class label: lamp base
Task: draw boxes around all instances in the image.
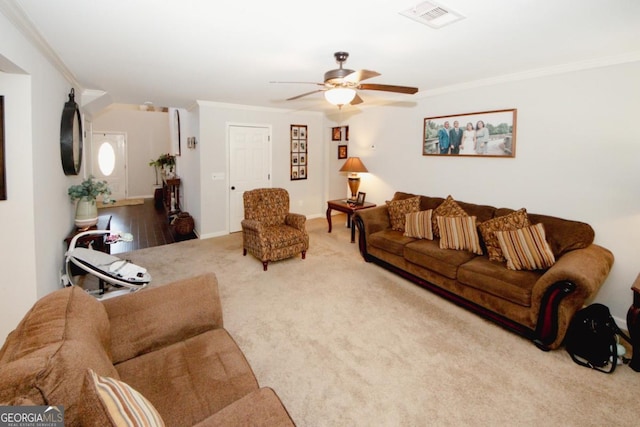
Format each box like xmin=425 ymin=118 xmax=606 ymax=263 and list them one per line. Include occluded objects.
xmin=347 ymin=176 xmax=360 ymax=200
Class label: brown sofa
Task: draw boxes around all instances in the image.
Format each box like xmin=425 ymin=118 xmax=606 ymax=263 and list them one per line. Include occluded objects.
xmin=354 ymin=192 xmax=614 ymax=350
xmin=0 ymin=273 xmax=295 ymax=426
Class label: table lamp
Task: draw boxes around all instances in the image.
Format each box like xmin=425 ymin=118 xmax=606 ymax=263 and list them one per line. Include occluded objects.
xmin=339 ymin=157 xmax=368 ymax=200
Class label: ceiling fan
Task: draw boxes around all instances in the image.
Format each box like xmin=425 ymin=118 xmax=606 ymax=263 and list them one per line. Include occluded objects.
xmin=273 ymin=52 xmax=419 ymax=108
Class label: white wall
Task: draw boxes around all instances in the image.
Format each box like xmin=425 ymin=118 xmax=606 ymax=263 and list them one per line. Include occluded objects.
xmin=194 ymin=102 xmax=324 ymax=238
xmin=92 ymin=106 xmax=171 ymax=198
xmin=0 ymin=12 xmax=74 ymax=344
xmin=333 ymin=61 xmax=640 ymax=324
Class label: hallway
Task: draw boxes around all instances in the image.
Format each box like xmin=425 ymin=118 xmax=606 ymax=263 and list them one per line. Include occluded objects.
xmin=99 ymin=198 xmax=196 ymax=254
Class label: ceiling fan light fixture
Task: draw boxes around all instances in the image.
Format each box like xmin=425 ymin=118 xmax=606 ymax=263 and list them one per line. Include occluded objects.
xmin=324 ymin=88 xmax=356 ymax=107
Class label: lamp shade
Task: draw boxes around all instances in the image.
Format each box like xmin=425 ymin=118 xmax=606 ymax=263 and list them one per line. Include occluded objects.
xmin=324 ymin=88 xmax=356 ymax=106
xmin=339 ymin=157 xmax=368 ymax=173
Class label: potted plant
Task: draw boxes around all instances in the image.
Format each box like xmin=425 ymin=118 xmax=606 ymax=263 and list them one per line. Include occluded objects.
xmin=149 ymin=153 xmax=176 ymax=179
xmin=68 ymin=175 xmax=112 ymax=228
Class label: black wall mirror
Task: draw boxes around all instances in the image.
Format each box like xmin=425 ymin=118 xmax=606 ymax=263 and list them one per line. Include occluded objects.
xmin=60 ymin=88 xmax=83 ymax=175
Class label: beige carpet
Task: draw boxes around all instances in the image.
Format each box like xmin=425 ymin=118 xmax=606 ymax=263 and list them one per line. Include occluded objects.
xmin=97 ymin=198 xmax=144 ymax=208
xmin=114 ymin=216 xmax=638 ymax=426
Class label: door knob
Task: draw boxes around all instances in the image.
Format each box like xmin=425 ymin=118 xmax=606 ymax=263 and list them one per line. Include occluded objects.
xmin=231 ymin=186 xmax=236 ymax=190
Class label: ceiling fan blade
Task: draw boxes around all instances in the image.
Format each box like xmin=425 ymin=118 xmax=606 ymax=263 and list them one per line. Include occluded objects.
xmin=344 ymin=69 xmax=381 ymax=83
xmin=358 ymin=83 xmax=418 ymax=94
xmin=286 ymin=89 xmax=325 ymax=101
xmin=350 ymin=93 xmax=364 ymax=105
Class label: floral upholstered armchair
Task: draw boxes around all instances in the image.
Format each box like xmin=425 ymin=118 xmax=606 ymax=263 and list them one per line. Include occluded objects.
xmin=242 ymin=188 xmax=309 ymax=271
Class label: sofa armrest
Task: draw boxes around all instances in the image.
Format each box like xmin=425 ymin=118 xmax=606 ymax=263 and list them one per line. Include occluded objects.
xmin=354 ymin=205 xmax=390 ymax=237
xmin=285 ymin=213 xmax=306 ymax=232
xmin=102 ymin=273 xmax=223 ymax=364
xmin=531 ymin=244 xmax=614 ymax=348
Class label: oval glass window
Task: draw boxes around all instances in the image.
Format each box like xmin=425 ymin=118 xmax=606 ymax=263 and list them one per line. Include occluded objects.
xmin=98 ymin=142 xmax=116 ymax=176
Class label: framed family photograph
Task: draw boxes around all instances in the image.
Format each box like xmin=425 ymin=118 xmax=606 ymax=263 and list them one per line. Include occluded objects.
xmin=356 ymin=192 xmax=366 ymax=205
xmin=423 ymin=109 xmax=517 ymax=157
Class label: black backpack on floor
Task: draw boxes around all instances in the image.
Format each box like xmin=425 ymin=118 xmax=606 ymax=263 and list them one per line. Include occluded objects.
xmin=565 ymin=303 xmax=631 ymax=373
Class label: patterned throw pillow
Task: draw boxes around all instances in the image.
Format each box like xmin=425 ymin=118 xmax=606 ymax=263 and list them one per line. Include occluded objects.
xmin=495 ymin=223 xmax=556 ymax=271
xmin=404 ymin=210 xmax=434 ymax=239
xmin=478 ymin=208 xmax=530 ymax=262
xmin=436 ymin=216 xmax=483 ymax=255
xmin=386 ymin=196 xmax=421 ymax=231
xmin=432 ymin=195 xmax=467 ymax=237
xmin=85 ymin=369 xmax=166 ymax=427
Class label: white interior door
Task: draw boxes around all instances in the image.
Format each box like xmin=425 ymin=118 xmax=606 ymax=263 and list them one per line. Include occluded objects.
xmin=92 ymin=132 xmax=126 ymax=201
xmin=229 ymin=125 xmax=271 ymax=232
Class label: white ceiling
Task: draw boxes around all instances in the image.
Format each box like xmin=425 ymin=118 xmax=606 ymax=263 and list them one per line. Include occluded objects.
xmin=7 ymin=0 xmax=640 ymax=112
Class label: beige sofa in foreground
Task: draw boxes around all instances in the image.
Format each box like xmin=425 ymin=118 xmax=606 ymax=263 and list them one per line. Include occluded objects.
xmin=0 ymin=273 xmax=294 ymax=426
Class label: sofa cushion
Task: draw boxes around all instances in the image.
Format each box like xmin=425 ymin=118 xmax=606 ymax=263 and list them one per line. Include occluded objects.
xmin=370 ymin=230 xmax=416 ymax=256
xmin=404 ymin=210 xmax=433 ymax=239
xmin=437 ymin=216 xmax=483 ymax=255
xmin=495 ymin=208 xmax=594 ymax=257
xmin=115 ymin=329 xmax=259 ymax=427
xmin=81 ymin=369 xmax=165 ymax=426
xmin=478 ymin=208 xmax=531 ymax=262
xmin=432 ymin=195 xmax=467 ymax=237
xmin=455 ymin=201 xmax=496 ymax=223
xmin=386 ymin=196 xmax=421 ymax=231
xmin=194 ymin=388 xmax=295 ymax=427
xmin=0 ymin=286 xmax=118 ymax=424
xmin=390 ymin=192 xmax=446 ymax=213
xmin=458 ymin=257 xmax=542 ymax=307
xmin=419 ymin=196 xmax=446 ymax=211
xmin=404 ymin=239 xmax=477 ymax=279
xmin=495 ymin=223 xmax=556 ymax=271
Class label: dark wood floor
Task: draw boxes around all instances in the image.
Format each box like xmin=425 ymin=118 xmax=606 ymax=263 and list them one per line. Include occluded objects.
xmin=98 ymin=198 xmax=196 ymax=254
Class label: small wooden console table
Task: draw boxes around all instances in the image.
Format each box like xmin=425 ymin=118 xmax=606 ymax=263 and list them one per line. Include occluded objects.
xmin=326 ymin=199 xmax=376 ymax=243
xmin=162 ymin=176 xmax=181 ymax=214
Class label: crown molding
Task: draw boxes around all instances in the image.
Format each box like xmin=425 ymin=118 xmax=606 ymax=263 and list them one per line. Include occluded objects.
xmin=421 ymin=50 xmax=640 ymax=98
xmin=0 ymin=0 xmax=83 ymax=90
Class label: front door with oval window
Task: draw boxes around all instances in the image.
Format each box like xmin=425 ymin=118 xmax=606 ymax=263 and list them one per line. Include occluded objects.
xmin=91 ymin=132 xmax=126 ymax=201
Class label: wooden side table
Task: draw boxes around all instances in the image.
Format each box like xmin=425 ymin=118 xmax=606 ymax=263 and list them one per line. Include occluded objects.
xmin=326 ymin=199 xmax=377 ymax=243
xmin=627 ymin=273 xmax=640 ymax=371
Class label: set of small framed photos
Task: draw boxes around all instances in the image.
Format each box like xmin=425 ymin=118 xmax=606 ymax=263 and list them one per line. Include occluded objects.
xmin=290 ymin=124 xmax=307 ymax=180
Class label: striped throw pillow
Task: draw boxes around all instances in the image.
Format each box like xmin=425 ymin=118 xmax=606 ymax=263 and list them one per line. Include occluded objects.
xmin=495 ymin=223 xmax=556 ymax=271
xmin=436 ymin=216 xmax=483 ymax=255
xmin=87 ymin=369 xmax=165 ymax=427
xmin=478 ymin=208 xmax=531 ymax=262
xmin=404 ymin=210 xmax=434 ymax=239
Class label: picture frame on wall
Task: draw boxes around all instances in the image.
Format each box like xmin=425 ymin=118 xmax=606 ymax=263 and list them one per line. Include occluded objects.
xmin=291 ymin=124 xmax=308 ymax=180
xmin=332 ymin=127 xmax=342 ymax=141
xmin=423 ymin=109 xmax=517 ymax=157
xmin=338 ymin=145 xmax=347 ymax=159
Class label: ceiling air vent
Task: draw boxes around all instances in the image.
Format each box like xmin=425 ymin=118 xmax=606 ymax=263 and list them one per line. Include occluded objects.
xmin=400 ymin=1 xmax=465 ymax=29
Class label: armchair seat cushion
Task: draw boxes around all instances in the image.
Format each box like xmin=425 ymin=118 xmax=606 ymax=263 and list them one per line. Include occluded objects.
xmin=262 ymin=225 xmax=307 ymax=249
